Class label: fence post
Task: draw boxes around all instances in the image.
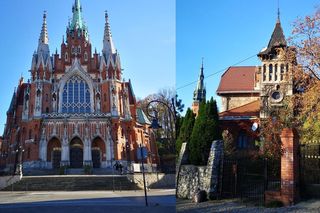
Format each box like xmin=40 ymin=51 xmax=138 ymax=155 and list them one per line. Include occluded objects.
xmin=280 ymin=128 xmax=300 ymax=206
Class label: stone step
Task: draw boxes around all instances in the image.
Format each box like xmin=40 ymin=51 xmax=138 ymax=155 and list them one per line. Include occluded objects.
xmin=2 ymin=175 xmax=139 ymax=191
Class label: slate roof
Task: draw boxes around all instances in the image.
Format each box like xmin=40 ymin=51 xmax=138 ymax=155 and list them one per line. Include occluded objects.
xmin=216 ymin=66 xmax=258 ymax=94
xmin=258 ymin=21 xmax=287 ymax=56
xmin=136 ymin=108 xmax=151 ymax=125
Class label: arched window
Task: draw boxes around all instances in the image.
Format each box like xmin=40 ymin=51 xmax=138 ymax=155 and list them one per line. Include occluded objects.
xmin=269 ymin=64 xmax=273 ymax=81
xmin=274 ymin=64 xmax=278 ymax=81
xmin=65 ymin=52 xmax=68 ymax=61
xmin=61 ymin=75 xmax=91 ymax=113
xmin=263 ymin=64 xmax=266 ymax=81
xmin=280 ymin=64 xmax=285 ymax=81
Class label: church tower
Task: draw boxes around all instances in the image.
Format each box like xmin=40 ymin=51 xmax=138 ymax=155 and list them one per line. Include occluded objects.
xmin=192 ymin=59 xmax=206 ymax=116
xmin=257 ymin=9 xmax=294 ymax=118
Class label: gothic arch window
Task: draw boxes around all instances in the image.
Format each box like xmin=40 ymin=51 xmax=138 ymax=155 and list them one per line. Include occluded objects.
xmin=269 ymin=64 xmax=273 ymax=81
xmin=61 ymin=75 xmax=91 ymax=113
xmin=263 ymin=64 xmax=266 ymax=81
xmin=274 ymin=64 xmax=278 ymax=81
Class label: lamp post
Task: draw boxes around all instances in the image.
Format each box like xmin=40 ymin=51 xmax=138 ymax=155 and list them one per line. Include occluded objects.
xmin=146 ymin=96 xmax=184 ymax=197
xmin=139 ymin=143 xmax=148 ymax=206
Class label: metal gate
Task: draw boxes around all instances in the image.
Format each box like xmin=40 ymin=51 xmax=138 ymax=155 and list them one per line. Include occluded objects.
xmin=220 ymin=157 xmax=268 ymax=206
xmin=300 ymin=142 xmax=320 ymax=198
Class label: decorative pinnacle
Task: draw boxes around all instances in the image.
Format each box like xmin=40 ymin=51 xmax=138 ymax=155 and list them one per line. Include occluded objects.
xmin=39 ymin=10 xmax=49 ymax=44
xmin=103 ymin=10 xmax=116 ymax=54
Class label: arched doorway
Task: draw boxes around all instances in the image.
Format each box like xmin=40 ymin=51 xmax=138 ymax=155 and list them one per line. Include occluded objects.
xmin=47 ymin=138 xmax=61 ymax=169
xmin=70 ymin=137 xmax=83 ymax=168
xmin=92 ymin=137 xmax=106 ymax=168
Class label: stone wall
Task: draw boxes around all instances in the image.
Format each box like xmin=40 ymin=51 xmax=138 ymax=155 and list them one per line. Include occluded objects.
xmin=221 ymin=95 xmax=259 ymax=112
xmin=177 ymin=165 xmax=207 ymax=199
xmin=127 ymin=173 xmax=175 ymax=189
xmin=177 ymin=140 xmax=224 ymax=199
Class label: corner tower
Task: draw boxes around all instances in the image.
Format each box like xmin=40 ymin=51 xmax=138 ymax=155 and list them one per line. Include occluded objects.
xmin=257 ymin=8 xmax=294 ymax=118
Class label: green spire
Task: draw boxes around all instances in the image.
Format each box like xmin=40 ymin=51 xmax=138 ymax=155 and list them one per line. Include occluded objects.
xmin=193 ymin=58 xmax=206 ymax=102
xmin=70 ymin=0 xmax=83 ymax=30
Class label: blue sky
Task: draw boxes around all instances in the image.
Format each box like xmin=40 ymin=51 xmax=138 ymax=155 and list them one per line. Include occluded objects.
xmin=0 ymin=0 xmax=175 ymax=134
xmin=176 ymin=0 xmax=319 ymax=114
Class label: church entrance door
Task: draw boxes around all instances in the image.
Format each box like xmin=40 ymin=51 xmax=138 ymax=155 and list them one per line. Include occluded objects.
xmin=52 ymin=149 xmax=61 ymax=169
xmin=92 ymin=149 xmax=101 ymax=168
xmin=70 ymin=138 xmax=83 ymax=168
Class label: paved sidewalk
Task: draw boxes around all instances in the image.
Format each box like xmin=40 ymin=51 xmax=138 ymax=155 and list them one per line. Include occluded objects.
xmin=0 ymin=189 xmax=176 ymax=213
xmin=177 ymin=198 xmax=320 ymax=213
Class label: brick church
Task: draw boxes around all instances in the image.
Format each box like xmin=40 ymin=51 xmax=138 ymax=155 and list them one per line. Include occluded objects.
xmin=0 ymin=0 xmax=158 ymax=171
xmin=192 ymin=11 xmax=295 ymax=150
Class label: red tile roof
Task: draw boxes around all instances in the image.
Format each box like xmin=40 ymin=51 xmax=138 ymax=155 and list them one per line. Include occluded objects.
xmin=219 ymin=100 xmax=260 ymax=118
xmin=217 ymin=66 xmax=258 ymax=94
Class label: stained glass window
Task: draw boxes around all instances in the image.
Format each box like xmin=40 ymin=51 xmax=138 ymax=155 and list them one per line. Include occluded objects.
xmin=61 ymin=75 xmax=91 ymax=113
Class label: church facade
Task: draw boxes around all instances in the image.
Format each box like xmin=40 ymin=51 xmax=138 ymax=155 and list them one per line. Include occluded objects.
xmin=1 ymin=0 xmax=158 ymax=171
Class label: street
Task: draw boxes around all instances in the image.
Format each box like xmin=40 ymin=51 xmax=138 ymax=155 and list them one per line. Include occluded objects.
xmin=0 ymin=189 xmax=176 ymax=213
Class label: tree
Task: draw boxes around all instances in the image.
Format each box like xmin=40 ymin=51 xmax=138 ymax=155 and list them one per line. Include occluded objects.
xmin=189 ymin=101 xmax=206 ymax=165
xmin=176 ymin=108 xmax=195 ymax=155
xmin=189 ymin=98 xmax=221 ymax=165
xmin=138 ymin=88 xmax=176 ymax=154
xmin=288 ymin=8 xmax=320 ymax=143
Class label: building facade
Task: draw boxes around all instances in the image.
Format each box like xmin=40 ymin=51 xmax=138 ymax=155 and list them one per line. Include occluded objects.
xmin=1 ymin=0 xmax=158 ymax=171
xmin=216 ymin=13 xmax=295 ymax=150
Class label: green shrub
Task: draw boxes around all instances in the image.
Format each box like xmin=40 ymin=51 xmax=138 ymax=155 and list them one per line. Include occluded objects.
xmin=83 ymin=165 xmax=92 ymax=174
xmin=266 ymin=200 xmax=284 ymax=208
xmin=59 ymin=166 xmax=68 ymax=175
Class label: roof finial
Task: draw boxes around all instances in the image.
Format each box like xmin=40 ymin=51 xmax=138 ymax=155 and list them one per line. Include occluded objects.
xmin=277 ymin=0 xmax=280 ymax=23
xmin=201 ymin=57 xmax=204 ymax=69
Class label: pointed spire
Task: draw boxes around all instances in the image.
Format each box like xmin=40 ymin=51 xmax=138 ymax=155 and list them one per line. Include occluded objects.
xmin=200 ymin=57 xmax=204 ymax=78
xmin=35 ymin=11 xmax=50 ymax=68
xmin=39 ymin=11 xmax=49 ymax=44
xmin=193 ymin=58 xmax=206 ymax=102
xmin=103 ymin=11 xmax=116 ymax=55
xmin=258 ymin=3 xmax=287 ymax=56
xmin=70 ymin=0 xmax=84 ymax=30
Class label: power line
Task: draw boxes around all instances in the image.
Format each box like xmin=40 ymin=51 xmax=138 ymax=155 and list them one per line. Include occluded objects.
xmin=176 ymin=53 xmax=258 ymax=90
